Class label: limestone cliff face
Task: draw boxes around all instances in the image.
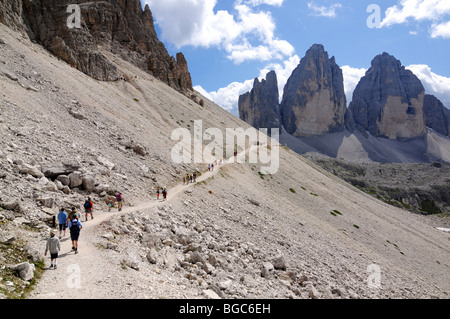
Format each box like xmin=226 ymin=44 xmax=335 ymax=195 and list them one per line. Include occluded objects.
xmin=280 ymin=44 xmax=347 ymax=137
xmin=238 ymin=71 xmax=280 ymax=131
xmin=346 ymin=53 xmax=426 ymax=139
xmin=423 ymin=94 xmax=450 ymax=137
xmin=0 ymin=0 xmax=193 ymax=92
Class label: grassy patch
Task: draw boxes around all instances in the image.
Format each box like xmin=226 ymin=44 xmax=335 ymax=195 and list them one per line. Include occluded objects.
xmin=419 ymin=200 xmax=442 ymax=215
xmin=0 ymin=238 xmax=45 ymax=299
xmin=289 ymin=188 xmax=296 ymax=194
xmin=353 ymin=224 xmax=360 ymax=229
xmin=310 ymin=193 xmax=319 ymax=197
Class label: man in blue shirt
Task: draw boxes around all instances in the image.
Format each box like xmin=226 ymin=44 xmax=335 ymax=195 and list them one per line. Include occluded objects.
xmin=68 ymin=214 xmax=83 ymax=254
xmin=57 ymin=208 xmax=68 ymax=239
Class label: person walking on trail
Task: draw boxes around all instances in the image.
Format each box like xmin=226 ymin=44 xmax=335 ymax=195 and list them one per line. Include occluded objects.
xmin=156 ymin=188 xmax=160 ymax=200
xmin=116 ymin=192 xmax=123 ymax=211
xmin=70 ymin=207 xmax=80 ymax=222
xmin=57 ymin=208 xmax=68 ymax=239
xmin=186 ymin=174 xmax=189 ymax=184
xmin=106 ymin=196 xmax=114 ymax=212
xmin=211 ymin=163 xmax=214 ymax=171
xmin=68 ymin=214 xmax=82 ymax=254
xmin=84 ymin=197 xmax=94 ymax=221
xmin=193 ymin=172 xmax=197 ymax=183
xmin=162 ymin=188 xmax=167 ymax=200
xmin=45 ymin=230 xmax=61 ymax=269
xmin=208 ymin=164 xmax=211 ymax=171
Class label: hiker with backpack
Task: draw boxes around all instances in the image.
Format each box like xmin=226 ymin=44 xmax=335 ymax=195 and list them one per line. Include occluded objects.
xmin=193 ymin=172 xmax=197 ymax=183
xmin=156 ymin=188 xmax=160 ymax=200
xmin=68 ymin=213 xmax=83 ymax=254
xmin=116 ymin=192 xmax=123 ymax=211
xmin=162 ymin=188 xmax=167 ymax=200
xmin=84 ymin=197 xmax=94 ymax=221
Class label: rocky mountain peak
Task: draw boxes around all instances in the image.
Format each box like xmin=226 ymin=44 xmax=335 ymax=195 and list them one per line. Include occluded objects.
xmin=238 ymin=70 xmax=280 ymax=131
xmin=280 ymin=44 xmax=347 ymax=137
xmin=0 ymin=0 xmax=193 ymax=93
xmin=346 ymin=52 xmax=426 ymax=139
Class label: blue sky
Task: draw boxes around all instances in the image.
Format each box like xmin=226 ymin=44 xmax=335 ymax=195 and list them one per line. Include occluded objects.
xmin=143 ymin=0 xmax=450 ymax=116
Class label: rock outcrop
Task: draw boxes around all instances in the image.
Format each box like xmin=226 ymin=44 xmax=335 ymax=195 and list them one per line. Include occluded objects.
xmin=0 ymin=0 xmax=193 ymax=92
xmin=346 ymin=53 xmax=426 ymax=139
xmin=423 ymin=94 xmax=450 ymax=137
xmin=238 ymin=71 xmax=280 ymax=131
xmin=280 ymin=44 xmax=347 ymax=137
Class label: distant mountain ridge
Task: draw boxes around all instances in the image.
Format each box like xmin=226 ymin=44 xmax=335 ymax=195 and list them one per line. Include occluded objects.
xmin=239 ymin=44 xmax=450 ymax=163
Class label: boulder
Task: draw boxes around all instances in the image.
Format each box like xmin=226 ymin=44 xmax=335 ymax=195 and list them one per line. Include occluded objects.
xmin=271 ymin=254 xmax=287 ymax=270
xmin=69 ymin=172 xmax=83 ymax=188
xmin=82 ymin=176 xmax=96 ymax=192
xmin=12 ymin=262 xmax=35 ymax=281
xmin=147 ymin=248 xmax=158 ymax=264
xmin=56 ymin=175 xmax=70 ymax=186
xmin=261 ymin=262 xmax=274 ymax=278
xmin=18 ymin=164 xmax=43 ymax=178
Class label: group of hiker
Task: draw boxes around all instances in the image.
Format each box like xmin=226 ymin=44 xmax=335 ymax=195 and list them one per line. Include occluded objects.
xmin=105 ymin=192 xmax=124 ymax=212
xmin=45 ymin=206 xmax=83 ymax=269
xmin=44 ymin=157 xmax=231 ymax=269
xmin=183 ymin=172 xmax=197 ymax=185
xmin=156 ymin=187 xmax=168 ymax=200
xmin=45 ymin=192 xmax=124 ymax=269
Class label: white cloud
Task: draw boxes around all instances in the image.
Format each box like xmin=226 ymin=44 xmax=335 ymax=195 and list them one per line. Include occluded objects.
xmin=341 ymin=65 xmax=367 ymax=105
xmin=240 ymin=0 xmax=285 ymax=7
xmin=380 ymin=0 xmax=450 ymax=38
xmin=145 ymin=0 xmax=294 ymax=64
xmin=430 ymin=21 xmax=450 ymax=38
xmin=381 ymin=0 xmax=450 ymax=26
xmin=307 ymin=2 xmax=342 ymax=18
xmin=195 ymin=55 xmax=300 ymax=116
xmin=407 ymin=64 xmax=450 ymax=108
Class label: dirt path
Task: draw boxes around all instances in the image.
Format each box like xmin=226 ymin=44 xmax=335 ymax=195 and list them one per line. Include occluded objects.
xmin=29 ymin=146 xmax=259 ymax=299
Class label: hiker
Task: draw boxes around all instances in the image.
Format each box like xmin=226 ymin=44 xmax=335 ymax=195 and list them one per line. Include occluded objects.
xmin=57 ymin=207 xmax=68 ymax=239
xmin=116 ymin=192 xmax=123 ymax=211
xmin=84 ymin=197 xmax=94 ymax=221
xmin=68 ymin=213 xmax=83 ymax=254
xmin=162 ymin=188 xmax=167 ymax=200
xmin=189 ymin=175 xmax=193 ymax=183
xmin=156 ymin=188 xmax=160 ymax=200
xmin=208 ymin=164 xmax=211 ymax=171
xmin=70 ymin=207 xmax=80 ymax=221
xmin=45 ymin=230 xmax=61 ymax=269
xmin=183 ymin=175 xmax=186 ymax=184
xmin=193 ymin=172 xmax=197 ymax=182
xmin=186 ymin=174 xmax=189 ymax=184
xmin=211 ymin=163 xmax=214 ymax=171
xmin=106 ymin=196 xmax=114 ymax=212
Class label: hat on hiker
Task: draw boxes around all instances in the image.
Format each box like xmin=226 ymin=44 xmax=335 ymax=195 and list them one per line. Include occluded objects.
xmin=50 ymin=230 xmax=55 ymax=236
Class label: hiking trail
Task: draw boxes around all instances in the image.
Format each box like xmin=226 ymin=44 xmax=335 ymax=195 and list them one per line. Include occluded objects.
xmin=29 ymin=145 xmax=260 ymax=299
